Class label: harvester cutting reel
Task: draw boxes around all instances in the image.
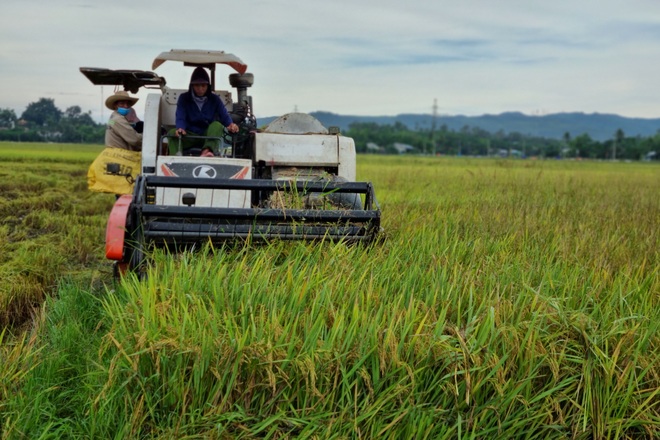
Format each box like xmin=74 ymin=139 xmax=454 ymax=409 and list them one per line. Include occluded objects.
xmin=105 ymin=173 xmax=382 ymax=279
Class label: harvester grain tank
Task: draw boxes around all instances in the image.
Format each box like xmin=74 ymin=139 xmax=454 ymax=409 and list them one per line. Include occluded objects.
xmin=81 ymin=49 xmax=381 ymax=275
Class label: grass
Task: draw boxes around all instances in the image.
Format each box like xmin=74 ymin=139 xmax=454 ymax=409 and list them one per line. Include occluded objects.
xmin=0 ymin=142 xmax=102 ymax=163
xmin=0 ymin=143 xmax=112 ymax=329
xmin=0 ymin=143 xmax=658 ymax=438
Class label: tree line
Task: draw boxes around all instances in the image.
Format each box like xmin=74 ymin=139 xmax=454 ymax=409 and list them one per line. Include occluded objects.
xmin=348 ymin=121 xmax=659 ymax=160
xmin=1 ymin=98 xmax=658 ymax=160
xmin=0 ymin=98 xmax=105 ymax=144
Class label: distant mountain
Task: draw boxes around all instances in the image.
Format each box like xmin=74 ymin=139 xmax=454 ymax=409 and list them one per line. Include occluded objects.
xmin=256 ymin=111 xmax=660 ymax=142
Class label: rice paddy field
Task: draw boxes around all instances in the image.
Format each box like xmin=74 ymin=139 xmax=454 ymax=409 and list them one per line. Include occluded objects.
xmin=0 ymin=141 xmax=658 ymax=439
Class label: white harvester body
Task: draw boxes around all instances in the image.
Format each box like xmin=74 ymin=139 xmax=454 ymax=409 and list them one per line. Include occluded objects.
xmin=81 ymin=49 xmax=379 ymax=276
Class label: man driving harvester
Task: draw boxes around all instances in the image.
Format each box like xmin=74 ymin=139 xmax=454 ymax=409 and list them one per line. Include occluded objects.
xmin=168 ymin=66 xmax=239 ymax=156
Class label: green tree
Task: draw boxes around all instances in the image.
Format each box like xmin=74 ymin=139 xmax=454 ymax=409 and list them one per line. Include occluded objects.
xmin=0 ymin=108 xmax=17 ymax=128
xmin=63 ymin=105 xmax=95 ymax=126
xmin=572 ymin=134 xmax=594 ymax=158
xmin=621 ymin=136 xmax=646 ymax=160
xmin=21 ymin=98 xmax=62 ymax=127
xmin=59 ymin=105 xmax=103 ymax=143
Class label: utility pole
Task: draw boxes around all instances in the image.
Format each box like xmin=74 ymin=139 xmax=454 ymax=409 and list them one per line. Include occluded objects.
xmin=430 ymin=98 xmax=438 ymax=155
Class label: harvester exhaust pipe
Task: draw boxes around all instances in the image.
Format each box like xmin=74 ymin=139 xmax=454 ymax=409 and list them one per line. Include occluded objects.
xmin=229 ymin=73 xmax=254 ymax=110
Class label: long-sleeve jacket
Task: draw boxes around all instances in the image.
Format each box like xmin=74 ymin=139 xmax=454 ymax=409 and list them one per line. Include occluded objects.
xmin=175 ymin=91 xmax=233 ymax=135
xmin=105 ymin=111 xmax=142 ymax=151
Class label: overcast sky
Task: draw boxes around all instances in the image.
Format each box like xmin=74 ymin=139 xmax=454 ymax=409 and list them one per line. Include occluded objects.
xmin=2 ymin=0 xmax=660 ymax=123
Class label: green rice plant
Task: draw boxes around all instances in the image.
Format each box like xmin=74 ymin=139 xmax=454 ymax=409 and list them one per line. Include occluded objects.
xmin=1 ymin=147 xmax=658 ymax=438
xmin=88 ymin=218 xmax=657 ymax=438
xmin=0 ymin=142 xmax=102 ymax=164
xmin=1 ymin=281 xmax=109 ymax=439
xmin=0 ymin=324 xmax=42 ymax=434
xmin=0 ymin=143 xmax=113 ymax=327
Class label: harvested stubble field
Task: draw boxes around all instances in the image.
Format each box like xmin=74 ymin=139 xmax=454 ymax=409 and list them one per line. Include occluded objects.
xmin=0 ymin=141 xmax=658 ymax=439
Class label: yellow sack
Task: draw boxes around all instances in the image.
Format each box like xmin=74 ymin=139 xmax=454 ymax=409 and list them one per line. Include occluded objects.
xmin=87 ymin=147 xmax=141 ymax=195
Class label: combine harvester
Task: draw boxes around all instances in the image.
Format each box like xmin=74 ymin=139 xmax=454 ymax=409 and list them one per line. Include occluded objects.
xmin=81 ymin=49 xmax=381 ymax=276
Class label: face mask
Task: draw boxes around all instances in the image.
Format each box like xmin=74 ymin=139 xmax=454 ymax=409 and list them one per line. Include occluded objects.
xmin=117 ymin=107 xmax=130 ymax=116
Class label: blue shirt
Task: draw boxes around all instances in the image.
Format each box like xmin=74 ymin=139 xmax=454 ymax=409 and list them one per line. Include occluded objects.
xmin=175 ymin=91 xmax=233 ymax=134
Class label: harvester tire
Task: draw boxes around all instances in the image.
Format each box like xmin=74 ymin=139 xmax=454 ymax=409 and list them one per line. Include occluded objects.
xmin=127 ymin=217 xmax=146 ymax=280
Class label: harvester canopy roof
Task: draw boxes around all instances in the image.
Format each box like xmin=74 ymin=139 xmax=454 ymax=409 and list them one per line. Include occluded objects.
xmin=152 ymin=49 xmax=248 ymax=74
xmin=79 ymin=68 xmax=166 ymax=93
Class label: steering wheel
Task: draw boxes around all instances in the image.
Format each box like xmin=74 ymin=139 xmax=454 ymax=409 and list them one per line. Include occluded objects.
xmin=223 ymin=115 xmax=257 ymax=157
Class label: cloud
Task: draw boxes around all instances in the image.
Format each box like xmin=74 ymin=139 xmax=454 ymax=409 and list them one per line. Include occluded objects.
xmin=1 ymin=0 xmax=660 ymax=121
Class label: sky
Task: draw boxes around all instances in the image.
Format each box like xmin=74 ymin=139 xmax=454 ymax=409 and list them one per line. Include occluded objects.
xmin=2 ymin=0 xmax=660 ymax=123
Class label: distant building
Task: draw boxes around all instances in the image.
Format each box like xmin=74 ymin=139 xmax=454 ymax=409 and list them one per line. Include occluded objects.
xmin=366 ymin=142 xmax=383 ymax=153
xmin=393 ymin=142 xmax=414 ymax=154
xmin=496 ymin=148 xmax=523 ymax=158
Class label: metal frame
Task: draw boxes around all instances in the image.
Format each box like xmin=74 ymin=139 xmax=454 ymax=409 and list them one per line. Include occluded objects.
xmin=131 ymin=175 xmax=381 ymax=244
